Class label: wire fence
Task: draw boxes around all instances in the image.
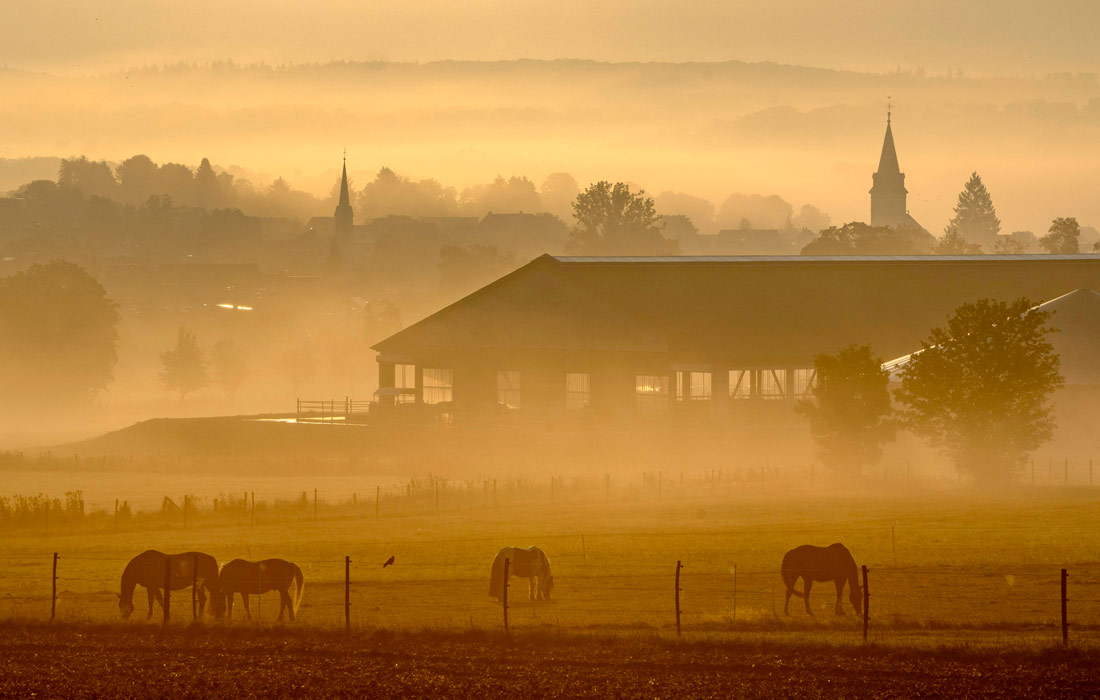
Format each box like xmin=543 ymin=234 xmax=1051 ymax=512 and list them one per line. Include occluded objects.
xmin=5 ymin=538 xmax=1100 ymax=645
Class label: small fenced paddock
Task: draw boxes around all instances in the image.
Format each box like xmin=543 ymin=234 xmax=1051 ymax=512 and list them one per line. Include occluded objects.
xmin=7 ymin=534 xmax=1100 ymax=647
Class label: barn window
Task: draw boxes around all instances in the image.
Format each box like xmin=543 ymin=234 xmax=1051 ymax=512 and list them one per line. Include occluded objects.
xmin=635 ymin=375 xmax=669 ymax=413
xmin=793 ymin=368 xmax=816 ymax=397
xmin=422 ymin=368 xmax=453 ymax=405
xmin=729 ymin=370 xmax=752 ymax=399
xmin=497 ymin=370 xmax=521 ymax=409
xmin=395 ymin=363 xmax=416 ymax=404
xmin=759 ymin=369 xmax=787 ymax=400
xmin=565 ymin=372 xmax=591 ymax=411
xmin=677 ymin=371 xmax=712 ymax=401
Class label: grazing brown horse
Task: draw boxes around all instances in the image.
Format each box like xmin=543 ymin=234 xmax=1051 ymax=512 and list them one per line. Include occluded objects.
xmin=213 ymin=558 xmax=305 ymax=622
xmin=781 ymin=543 xmax=862 ymax=616
xmin=118 ymin=550 xmax=219 ymax=619
xmin=489 ymin=546 xmax=553 ymax=601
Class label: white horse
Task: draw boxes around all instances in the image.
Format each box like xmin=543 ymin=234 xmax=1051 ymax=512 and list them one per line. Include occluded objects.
xmin=489 ymin=546 xmax=553 ymax=600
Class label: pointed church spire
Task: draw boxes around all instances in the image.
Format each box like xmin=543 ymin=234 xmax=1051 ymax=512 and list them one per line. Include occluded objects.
xmin=334 ymin=151 xmax=354 ymax=245
xmin=876 ymin=112 xmax=901 ymax=175
xmin=338 ymin=150 xmax=351 ymax=208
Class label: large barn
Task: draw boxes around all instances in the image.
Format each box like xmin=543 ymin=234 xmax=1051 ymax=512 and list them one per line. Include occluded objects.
xmin=371 ymin=254 xmax=1100 ymax=427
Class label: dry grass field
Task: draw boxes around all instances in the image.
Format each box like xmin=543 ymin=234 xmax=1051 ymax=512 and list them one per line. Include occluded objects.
xmin=4 ymin=469 xmax=1100 ymax=649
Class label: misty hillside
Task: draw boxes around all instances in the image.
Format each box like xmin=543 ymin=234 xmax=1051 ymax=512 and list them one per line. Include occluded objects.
xmin=3 ymin=60 xmax=1098 ymax=232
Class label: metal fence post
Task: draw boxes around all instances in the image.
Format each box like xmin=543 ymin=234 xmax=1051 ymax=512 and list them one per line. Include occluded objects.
xmin=345 ymin=555 xmax=351 ymax=634
xmin=861 ymin=565 xmax=870 ymax=642
xmin=192 ymin=554 xmax=198 ymax=621
xmin=163 ymin=558 xmax=172 ymax=625
xmin=1062 ymin=568 xmax=1069 ymax=647
xmin=675 ymin=560 xmax=682 ymax=638
xmin=51 ymin=553 xmax=58 ymax=621
xmin=732 ymin=564 xmax=737 ymax=623
xmin=502 ymin=558 xmax=510 ymax=634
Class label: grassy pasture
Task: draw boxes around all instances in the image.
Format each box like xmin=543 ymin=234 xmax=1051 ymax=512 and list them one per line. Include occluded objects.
xmin=4 ymin=475 xmax=1100 ymax=649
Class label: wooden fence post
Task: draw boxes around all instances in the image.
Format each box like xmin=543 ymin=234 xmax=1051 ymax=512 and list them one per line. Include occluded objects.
xmin=192 ymin=554 xmax=198 ymax=621
xmin=861 ymin=565 xmax=869 ymax=642
xmin=250 ymin=492 xmax=255 ymax=526
xmin=1062 ymin=568 xmax=1068 ymax=647
xmin=345 ymin=555 xmax=351 ymax=634
xmin=114 ymin=499 xmax=119 ymax=532
xmin=51 ymin=553 xmax=58 ymax=621
xmin=163 ymin=558 xmax=172 ymax=625
xmin=502 ymin=558 xmax=510 ymax=634
xmin=675 ymin=560 xmax=682 ymax=638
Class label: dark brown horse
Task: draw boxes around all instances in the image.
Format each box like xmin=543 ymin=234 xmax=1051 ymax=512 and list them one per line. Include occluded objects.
xmin=781 ymin=543 xmax=862 ymax=616
xmin=118 ymin=550 xmax=219 ymax=619
xmin=213 ymin=558 xmax=304 ymax=622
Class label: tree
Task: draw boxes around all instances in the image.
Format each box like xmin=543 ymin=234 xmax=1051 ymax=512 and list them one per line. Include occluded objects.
xmin=539 ymin=172 xmax=581 ymax=222
xmin=993 ymin=236 xmax=1028 ymax=254
xmin=567 ymin=181 xmax=677 ymax=255
xmin=935 ymin=226 xmax=983 ymax=254
xmin=210 ymin=339 xmax=248 ymax=397
xmin=1039 ymin=217 xmax=1081 ymax=254
xmin=0 ymin=262 xmax=120 ymax=402
xmin=459 ymin=176 xmax=541 ymax=215
xmin=795 ymin=345 xmax=895 ymax=476
xmin=801 ymin=221 xmax=934 ymax=255
xmin=946 ymin=172 xmax=1001 ymax=249
xmin=159 ymin=327 xmax=209 ymax=399
xmin=895 ymin=298 xmax=1063 ymax=483
xmin=438 ymin=244 xmax=516 ymax=297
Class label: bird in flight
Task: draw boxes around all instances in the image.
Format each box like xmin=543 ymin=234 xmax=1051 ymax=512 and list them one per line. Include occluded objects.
xmin=382 ymin=556 xmax=395 ymax=568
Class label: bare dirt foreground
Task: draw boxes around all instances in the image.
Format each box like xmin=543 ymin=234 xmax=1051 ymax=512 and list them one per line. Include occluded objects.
xmin=2 ymin=624 xmax=1099 ymax=699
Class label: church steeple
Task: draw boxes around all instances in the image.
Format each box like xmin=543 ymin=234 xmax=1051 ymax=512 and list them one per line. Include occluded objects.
xmin=870 ymin=106 xmax=908 ymax=228
xmin=334 ymin=151 xmax=353 ymax=242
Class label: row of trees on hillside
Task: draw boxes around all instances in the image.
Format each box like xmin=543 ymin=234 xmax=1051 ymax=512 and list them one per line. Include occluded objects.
xmin=797 ymin=298 xmax=1063 ymax=484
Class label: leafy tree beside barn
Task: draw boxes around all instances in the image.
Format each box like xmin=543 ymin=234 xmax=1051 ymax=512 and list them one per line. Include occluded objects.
xmin=895 ymin=298 xmax=1063 ymax=483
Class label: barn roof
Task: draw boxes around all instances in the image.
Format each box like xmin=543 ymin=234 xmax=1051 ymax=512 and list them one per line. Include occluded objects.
xmin=373 ymin=254 xmax=1100 ymax=365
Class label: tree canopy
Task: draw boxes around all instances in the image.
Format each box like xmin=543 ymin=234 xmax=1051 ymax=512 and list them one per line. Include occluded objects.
xmin=0 ymin=262 xmax=120 ymax=402
xmin=895 ymin=298 xmax=1063 ymax=483
xmin=795 ymin=345 xmax=895 ymax=476
xmin=1039 ymin=217 xmax=1081 ymax=254
xmin=567 ymin=181 xmax=677 ymax=255
xmin=159 ymin=327 xmax=209 ymax=399
xmin=935 ymin=226 xmax=983 ymax=254
xmin=801 ymin=221 xmax=934 ymax=255
xmin=946 ymin=172 xmax=1001 ymax=248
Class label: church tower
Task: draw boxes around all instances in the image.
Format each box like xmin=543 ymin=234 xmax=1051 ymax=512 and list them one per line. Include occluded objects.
xmin=334 ymin=153 xmax=354 ymax=240
xmin=869 ymin=110 xmax=908 ymax=228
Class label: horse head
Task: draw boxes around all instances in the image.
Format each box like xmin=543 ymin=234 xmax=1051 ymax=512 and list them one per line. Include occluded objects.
xmin=117 ymin=593 xmax=134 ymax=619
xmin=850 ymin=585 xmax=863 ymax=614
xmin=210 ymin=587 xmax=227 ymax=619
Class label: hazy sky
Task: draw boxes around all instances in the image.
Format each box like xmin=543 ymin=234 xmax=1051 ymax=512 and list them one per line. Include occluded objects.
xmin=4 ymin=0 xmax=1097 ymax=75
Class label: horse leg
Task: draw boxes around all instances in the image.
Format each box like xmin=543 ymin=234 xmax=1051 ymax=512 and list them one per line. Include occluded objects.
xmin=241 ymin=593 xmax=252 ymax=621
xmin=197 ymin=583 xmax=207 ymax=617
xmin=834 ymin=579 xmax=845 ymax=616
xmin=148 ymin=587 xmax=163 ymax=619
xmin=803 ymin=579 xmax=814 ymax=616
xmin=226 ymin=593 xmax=234 ymax=620
xmin=530 ymin=576 xmax=536 ymax=601
xmin=279 ymin=588 xmax=294 ymax=622
xmin=784 ymin=586 xmax=791 ymax=616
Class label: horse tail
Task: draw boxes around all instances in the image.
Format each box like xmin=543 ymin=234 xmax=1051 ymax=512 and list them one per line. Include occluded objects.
xmin=489 ymin=552 xmax=504 ymax=598
xmin=291 ymin=563 xmax=305 ymax=615
xmin=780 ymin=554 xmax=804 ymax=597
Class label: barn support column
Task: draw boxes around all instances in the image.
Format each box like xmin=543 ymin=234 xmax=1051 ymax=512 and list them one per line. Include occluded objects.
xmin=377 ymin=361 xmax=396 ymax=408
